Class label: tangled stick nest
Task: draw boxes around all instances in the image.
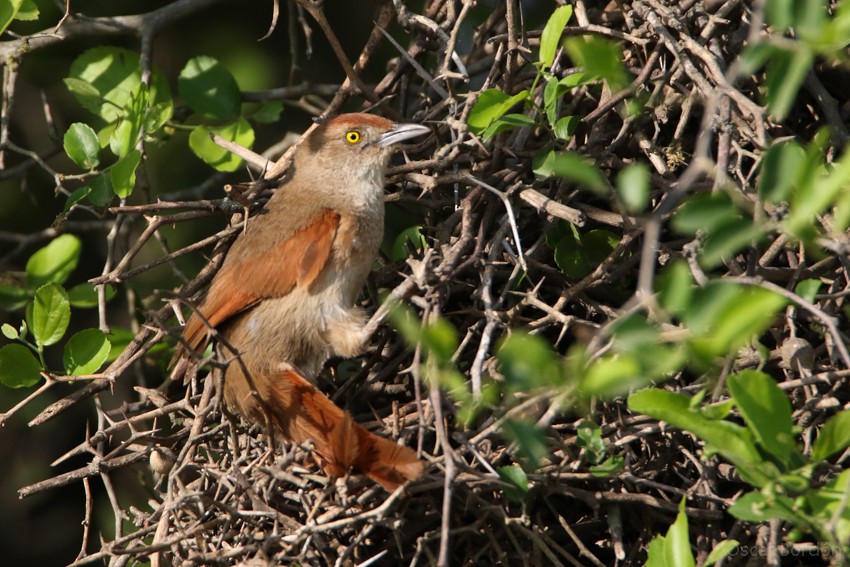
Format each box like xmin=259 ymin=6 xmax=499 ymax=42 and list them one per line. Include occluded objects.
xmin=13 ymin=1 xmax=850 ymax=565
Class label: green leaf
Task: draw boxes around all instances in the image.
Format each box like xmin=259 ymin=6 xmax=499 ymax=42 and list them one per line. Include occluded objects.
xmin=188 ymin=118 xmax=255 ymax=172
xmin=795 ymin=279 xmax=822 ymax=304
xmin=502 ymin=419 xmax=549 ymax=470
xmin=481 ymin=113 xmax=535 ymax=141
xmin=759 ymin=140 xmax=805 ymax=203
xmin=533 ymin=149 xmax=606 ymax=192
xmin=2 ymin=323 xmax=18 ymax=339
xmin=672 ymin=193 xmax=740 ymax=235
xmin=64 ymin=186 xmax=92 ymax=213
xmin=582 ymin=353 xmax=643 ymax=398
xmin=87 ymin=173 xmax=114 ymax=207
xmin=63 ymin=329 xmax=111 ymax=376
xmin=616 ymin=163 xmax=650 ymax=213
xmin=387 ymin=225 xmax=426 ymax=262
xmin=253 ymin=100 xmax=283 ymax=124
xmin=539 ymin=5 xmax=573 ymax=68
xmin=178 ymin=56 xmax=242 ymax=121
xmin=0 ymin=0 xmax=23 ymax=36
xmin=657 ymin=260 xmax=694 ymax=316
xmin=728 ymin=370 xmax=798 ymax=467
xmin=666 ymin=499 xmax=696 ymax=567
xmin=144 ymin=101 xmax=173 ymax=134
xmin=764 ymin=47 xmax=813 ymax=121
xmin=589 ymin=455 xmax=624 ymax=477
xmin=690 ymin=286 xmax=786 ymax=358
xmin=63 ymin=123 xmax=101 ymax=170
xmin=68 ymin=283 xmax=116 ymax=308
xmin=766 ymin=0 xmax=794 ymax=30
xmin=497 ymin=332 xmax=562 ymax=392
xmin=68 ymin=47 xmax=171 ymax=122
xmin=31 ymin=283 xmax=71 ymax=347
xmin=420 ymin=316 xmax=459 ymax=365
xmin=0 ymin=284 xmax=30 ymax=311
xmin=467 ymin=89 xmax=529 ymax=135
xmin=628 ymin=389 xmax=768 ymax=484
xmin=497 ymin=465 xmax=529 ymax=502
xmin=26 ymin=234 xmax=81 ymax=287
xmin=812 ymin=410 xmax=850 ymax=461
xmin=105 ymin=327 xmax=134 ymax=363
xmin=728 ymin=491 xmax=799 ymax=523
xmin=0 ymin=343 xmax=42 ymax=388
xmin=700 ymin=217 xmax=764 ymax=268
xmin=553 ymin=115 xmax=579 ymax=141
xmin=110 ymin=149 xmax=141 ymax=198
xmin=15 ymin=0 xmax=37 ymax=21
xmin=564 ymin=36 xmax=629 ymax=91
xmin=786 ymin=140 xmax=850 ymax=239
xmin=543 ymin=73 xmax=595 ymax=126
xmin=109 ymin=114 xmax=140 ymax=159
xmin=704 ymin=540 xmax=740 ymax=566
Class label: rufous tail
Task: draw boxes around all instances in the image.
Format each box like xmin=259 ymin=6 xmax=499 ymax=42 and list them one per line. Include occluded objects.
xmin=227 ymin=366 xmax=424 ymax=491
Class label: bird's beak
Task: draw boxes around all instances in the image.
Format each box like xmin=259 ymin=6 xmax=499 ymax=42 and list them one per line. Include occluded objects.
xmin=376 ymin=123 xmax=431 ymax=148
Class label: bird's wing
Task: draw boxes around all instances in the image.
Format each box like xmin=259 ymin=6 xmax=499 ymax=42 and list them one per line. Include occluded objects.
xmin=175 ymin=209 xmax=340 ymax=359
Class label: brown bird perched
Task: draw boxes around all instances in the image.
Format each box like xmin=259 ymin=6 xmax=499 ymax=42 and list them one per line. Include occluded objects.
xmin=172 ymin=113 xmax=430 ymax=490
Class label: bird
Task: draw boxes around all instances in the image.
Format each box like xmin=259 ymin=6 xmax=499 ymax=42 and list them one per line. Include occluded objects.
xmin=172 ymin=113 xmax=430 ymax=490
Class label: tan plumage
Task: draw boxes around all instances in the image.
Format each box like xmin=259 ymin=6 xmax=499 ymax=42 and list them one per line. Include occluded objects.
xmin=173 ymin=113 xmax=430 ymax=490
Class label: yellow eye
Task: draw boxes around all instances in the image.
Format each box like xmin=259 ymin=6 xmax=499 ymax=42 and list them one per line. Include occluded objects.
xmin=345 ymin=130 xmax=361 ymax=144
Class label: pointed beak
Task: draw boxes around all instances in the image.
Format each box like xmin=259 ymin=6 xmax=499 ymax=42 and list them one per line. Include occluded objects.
xmin=376 ymin=123 xmax=431 ymax=148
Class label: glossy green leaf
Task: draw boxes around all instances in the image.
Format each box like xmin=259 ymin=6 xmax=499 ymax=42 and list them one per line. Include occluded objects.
xmin=812 ymin=410 xmax=850 ymax=461
xmin=502 ymin=419 xmax=549 ymax=469
xmin=764 ymin=47 xmax=813 ymax=121
xmin=628 ymin=389 xmax=768 ymax=482
xmin=86 ymin=174 xmax=114 ymax=207
xmin=26 ymin=234 xmax=81 ymax=288
xmin=253 ymin=100 xmax=283 ymax=123
xmin=31 ymin=283 xmax=70 ymax=347
xmin=144 ymin=101 xmax=173 ymax=134
xmin=539 ymin=5 xmax=573 ymax=68
xmin=553 ymin=115 xmax=579 ymax=141
xmin=481 ymin=113 xmax=535 ymax=141
xmin=759 ymin=140 xmax=805 ymax=203
xmin=728 ymin=491 xmax=799 ymax=523
xmin=704 ymin=540 xmax=740 ymax=566
xmin=0 ymin=284 xmax=30 ymax=311
xmin=67 ymin=47 xmax=170 ymax=122
xmin=0 ymin=343 xmax=41 ymax=388
xmin=582 ymin=353 xmax=643 ymax=398
xmin=692 ymin=286 xmax=786 ymax=357
xmin=420 ymin=317 xmax=459 ymax=365
xmin=700 ymin=217 xmax=764 ymax=268
xmin=671 ymin=193 xmax=740 ymax=235
xmin=64 ymin=186 xmax=92 ymax=213
xmin=68 ymin=283 xmax=116 ymax=308
xmin=564 ymin=36 xmax=629 ymax=91
xmin=110 ymin=149 xmax=141 ymax=198
xmin=543 ymin=73 xmax=594 ymax=126
xmin=467 ymin=89 xmax=529 ymax=135
xmin=728 ymin=370 xmax=798 ymax=467
xmin=178 ymin=56 xmax=242 ymax=121
xmin=795 ymin=279 xmax=822 ymax=303
xmin=109 ymin=114 xmax=140 ymax=159
xmin=533 ymin=149 xmax=606 ymax=192
xmin=657 ymin=260 xmax=694 ymax=316
xmin=2 ymin=323 xmax=18 ymax=339
xmin=63 ymin=329 xmax=111 ymax=376
xmin=15 ymin=0 xmax=37 ymax=21
xmin=616 ymin=163 xmax=650 ymax=213
xmin=497 ymin=332 xmax=562 ymax=392
xmin=188 ymin=118 xmax=255 ymax=172
xmin=0 ymin=0 xmax=23 ymax=36
xmin=497 ymin=465 xmax=529 ymax=502
xmin=63 ymin=123 xmax=101 ymax=170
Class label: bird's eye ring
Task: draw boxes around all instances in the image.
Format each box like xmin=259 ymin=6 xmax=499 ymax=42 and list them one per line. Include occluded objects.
xmin=345 ymin=130 xmax=361 ymax=144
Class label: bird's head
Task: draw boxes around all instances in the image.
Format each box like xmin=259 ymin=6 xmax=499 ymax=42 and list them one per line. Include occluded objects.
xmin=298 ymin=113 xmax=430 ymax=199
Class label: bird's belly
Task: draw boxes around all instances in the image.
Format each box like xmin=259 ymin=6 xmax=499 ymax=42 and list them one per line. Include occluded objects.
xmin=227 ymin=284 xmax=359 ymax=376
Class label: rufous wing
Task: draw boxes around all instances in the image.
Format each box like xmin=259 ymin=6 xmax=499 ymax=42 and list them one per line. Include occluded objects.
xmin=173 ymin=209 xmax=341 ymax=363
